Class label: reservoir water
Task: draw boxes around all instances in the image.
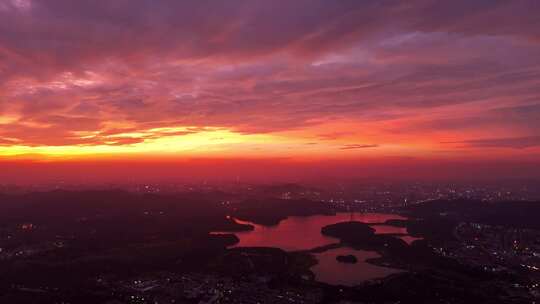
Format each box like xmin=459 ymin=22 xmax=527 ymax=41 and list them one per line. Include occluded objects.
xmin=216 ymin=212 xmax=419 ymax=286
xmin=311 ymin=247 xmax=402 ymax=286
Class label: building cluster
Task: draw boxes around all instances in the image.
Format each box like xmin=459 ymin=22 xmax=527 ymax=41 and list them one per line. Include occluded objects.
xmin=99 ymin=272 xmax=323 ymax=304
xmin=434 ymin=222 xmax=540 ymax=298
xmin=328 ymin=183 xmax=540 ymax=213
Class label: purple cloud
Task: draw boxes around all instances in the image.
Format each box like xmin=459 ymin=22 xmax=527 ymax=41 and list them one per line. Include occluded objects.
xmin=442 ymin=136 xmax=540 ymax=149
xmin=0 ymin=0 xmax=538 ymax=148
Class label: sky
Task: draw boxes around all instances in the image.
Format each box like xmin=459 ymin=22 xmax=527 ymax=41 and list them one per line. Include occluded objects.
xmin=0 ymin=0 xmax=539 ymax=182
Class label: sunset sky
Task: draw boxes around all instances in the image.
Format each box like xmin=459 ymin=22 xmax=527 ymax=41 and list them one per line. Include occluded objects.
xmin=1 ymin=0 xmax=539 ymax=182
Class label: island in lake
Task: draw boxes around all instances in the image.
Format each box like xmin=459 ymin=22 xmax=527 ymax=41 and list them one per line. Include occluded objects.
xmin=336 ymin=255 xmax=358 ymax=264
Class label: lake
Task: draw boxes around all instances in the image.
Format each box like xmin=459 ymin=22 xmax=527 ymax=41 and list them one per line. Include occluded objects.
xmin=311 ymin=246 xmax=402 ymax=286
xmin=215 ymin=212 xmax=419 ymax=286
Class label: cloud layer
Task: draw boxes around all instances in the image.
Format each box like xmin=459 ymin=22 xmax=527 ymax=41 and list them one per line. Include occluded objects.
xmin=0 ymin=0 xmax=539 ymax=159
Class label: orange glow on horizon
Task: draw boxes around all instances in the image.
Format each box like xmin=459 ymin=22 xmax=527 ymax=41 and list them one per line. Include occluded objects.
xmin=0 ymin=0 xmax=539 ymax=179
xmin=1 ymin=117 xmax=539 ymax=162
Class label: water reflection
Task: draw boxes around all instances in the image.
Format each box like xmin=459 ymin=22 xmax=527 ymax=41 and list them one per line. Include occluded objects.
xmin=311 ymin=247 xmax=402 ymax=286
xmin=371 ymin=224 xmax=408 ymax=235
xmin=400 ymin=235 xmax=423 ymax=245
xmin=228 ymin=213 xmax=409 ymax=251
xmin=216 ymin=212 xmax=419 ymax=285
